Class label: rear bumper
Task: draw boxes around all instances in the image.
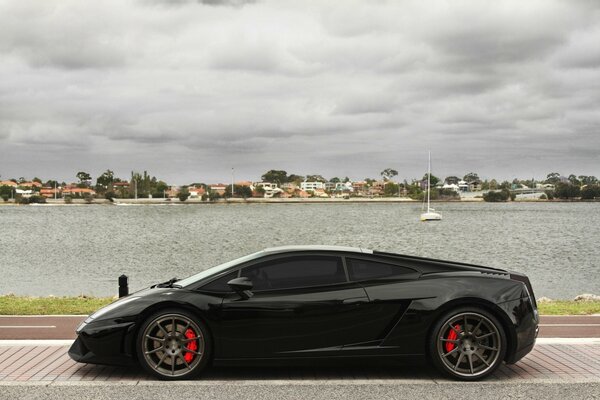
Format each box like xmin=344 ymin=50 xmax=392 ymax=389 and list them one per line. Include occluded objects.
xmin=499 ymin=296 xmax=539 ymax=364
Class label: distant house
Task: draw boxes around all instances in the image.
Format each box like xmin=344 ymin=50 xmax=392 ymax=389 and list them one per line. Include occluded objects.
xmin=62 ymin=188 xmax=96 ymax=197
xmin=335 ymin=182 xmax=354 ymax=192
xmin=300 ymin=181 xmax=325 ymax=192
xmin=165 ymin=187 xmax=180 ymax=198
xmin=40 ymin=188 xmax=60 ymax=198
xmin=442 ymin=183 xmax=460 ymax=192
xmin=209 ymin=184 xmax=227 ymax=196
xmin=254 ymin=182 xmax=283 ymax=198
xmin=0 ymin=180 xmax=17 ymax=187
xmin=236 ymin=181 xmax=253 ymax=187
xmin=113 ymin=182 xmax=130 ymax=189
xmin=458 ymin=180 xmax=469 ymax=192
xmin=468 ymin=180 xmax=482 ymax=192
xmin=281 ymin=182 xmax=298 ymax=192
xmin=15 ymin=189 xmax=34 ymax=197
xmin=18 ymin=181 xmax=42 ymax=188
xmin=324 ymin=182 xmax=337 ymax=191
xmin=352 ymin=181 xmax=367 ymax=195
xmin=189 ymin=187 xmax=206 ymax=198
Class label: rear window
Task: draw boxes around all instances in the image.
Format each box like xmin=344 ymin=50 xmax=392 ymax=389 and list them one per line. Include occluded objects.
xmin=347 ymin=258 xmax=416 ymax=281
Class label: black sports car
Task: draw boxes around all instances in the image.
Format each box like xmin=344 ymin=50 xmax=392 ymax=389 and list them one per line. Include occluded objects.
xmin=69 ymin=245 xmax=538 ymax=380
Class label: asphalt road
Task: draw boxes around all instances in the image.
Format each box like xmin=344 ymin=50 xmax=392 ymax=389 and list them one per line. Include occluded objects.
xmin=1 ymin=315 xmax=599 ymax=339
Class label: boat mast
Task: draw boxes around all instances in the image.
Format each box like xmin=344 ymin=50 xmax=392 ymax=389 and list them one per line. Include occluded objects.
xmin=427 ymin=150 xmax=431 ymax=212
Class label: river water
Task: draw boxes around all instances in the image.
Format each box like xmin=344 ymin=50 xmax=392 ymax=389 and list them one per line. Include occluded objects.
xmin=0 ymin=202 xmax=598 ymax=298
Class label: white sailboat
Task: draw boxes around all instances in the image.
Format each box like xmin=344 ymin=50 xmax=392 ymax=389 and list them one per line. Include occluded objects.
xmin=420 ymin=151 xmax=442 ymax=221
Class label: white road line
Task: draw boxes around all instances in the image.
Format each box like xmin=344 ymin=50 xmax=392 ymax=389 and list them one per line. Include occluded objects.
xmin=0 ymin=340 xmax=73 ymax=346
xmin=539 ymin=324 xmax=600 ymax=327
xmin=0 ymin=315 xmax=87 ymax=318
xmin=536 ymin=338 xmax=600 ymax=344
xmin=0 ymin=326 xmax=56 ymax=329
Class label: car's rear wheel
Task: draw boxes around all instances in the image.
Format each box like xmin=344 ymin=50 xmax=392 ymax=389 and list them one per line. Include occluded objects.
xmin=136 ymin=308 xmax=211 ymax=380
xmin=429 ymin=307 xmax=506 ymax=380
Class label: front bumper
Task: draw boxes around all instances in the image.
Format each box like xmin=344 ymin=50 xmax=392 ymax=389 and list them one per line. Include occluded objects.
xmin=68 ymin=318 xmax=137 ymax=366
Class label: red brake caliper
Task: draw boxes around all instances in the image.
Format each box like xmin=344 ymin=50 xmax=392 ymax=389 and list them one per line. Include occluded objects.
xmin=445 ymin=324 xmax=461 ymax=353
xmin=184 ymin=328 xmax=198 ymax=363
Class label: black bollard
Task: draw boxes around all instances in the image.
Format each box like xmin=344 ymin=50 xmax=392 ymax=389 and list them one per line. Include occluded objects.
xmin=118 ymin=274 xmax=129 ymax=298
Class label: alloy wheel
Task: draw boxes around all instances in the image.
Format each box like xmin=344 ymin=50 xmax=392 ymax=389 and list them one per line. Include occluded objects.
xmin=141 ymin=313 xmax=205 ymax=377
xmin=436 ymin=312 xmax=501 ymax=377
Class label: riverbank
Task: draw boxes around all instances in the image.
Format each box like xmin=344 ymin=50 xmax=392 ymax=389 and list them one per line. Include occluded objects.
xmin=2 ymin=197 xmax=597 ymax=205
xmin=1 ymin=295 xmax=599 ymax=315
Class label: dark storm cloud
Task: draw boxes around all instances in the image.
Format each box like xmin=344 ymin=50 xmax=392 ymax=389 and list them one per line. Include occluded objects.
xmin=1 ymin=0 xmax=600 ymax=184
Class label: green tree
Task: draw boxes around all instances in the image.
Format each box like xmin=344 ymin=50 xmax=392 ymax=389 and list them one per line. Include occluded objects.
xmin=554 ymin=183 xmax=580 ymax=199
xmin=254 ymin=186 xmax=265 ymax=197
xmin=76 ymin=171 xmax=91 ymax=186
xmin=545 ymin=172 xmax=561 ymax=184
xmin=581 ymin=185 xmax=600 ymax=200
xmin=444 ymin=176 xmax=460 ymax=185
xmin=237 ymin=185 xmax=253 ymax=198
xmin=383 ymin=182 xmax=399 ymax=196
xmin=380 ymin=168 xmax=398 ymax=181
xmin=32 ymin=177 xmax=42 ymax=184
xmin=483 ymin=190 xmax=510 ymax=202
xmin=261 ymin=170 xmax=288 ymax=185
xmin=96 ymin=170 xmax=115 ymax=188
xmin=287 ymin=174 xmax=304 ymax=184
xmin=155 ymin=181 xmax=169 ymax=193
xmin=568 ymin=174 xmax=580 ymax=186
xmin=463 ymin=172 xmax=480 ymax=182
xmin=329 ymin=177 xmax=341 ymax=183
xmin=422 ymin=173 xmax=440 ymax=187
xmin=306 ymin=174 xmax=326 ymax=182
xmin=178 ymin=187 xmax=190 ymax=202
xmin=0 ymin=185 xmax=13 ymax=199
xmin=579 ymin=176 xmax=598 ymax=185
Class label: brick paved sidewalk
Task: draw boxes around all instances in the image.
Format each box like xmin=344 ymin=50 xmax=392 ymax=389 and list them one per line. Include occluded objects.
xmin=0 ymin=342 xmax=599 ymax=383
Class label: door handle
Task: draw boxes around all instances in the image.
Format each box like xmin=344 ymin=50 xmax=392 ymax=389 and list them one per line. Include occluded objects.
xmin=343 ymin=298 xmax=368 ymax=305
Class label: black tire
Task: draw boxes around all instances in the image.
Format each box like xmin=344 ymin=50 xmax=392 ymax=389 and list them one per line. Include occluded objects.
xmin=429 ymin=306 xmax=507 ymax=381
xmin=136 ymin=308 xmax=212 ymax=380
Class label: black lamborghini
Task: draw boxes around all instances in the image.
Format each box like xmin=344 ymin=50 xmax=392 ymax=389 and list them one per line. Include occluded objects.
xmin=69 ymin=245 xmax=538 ymax=380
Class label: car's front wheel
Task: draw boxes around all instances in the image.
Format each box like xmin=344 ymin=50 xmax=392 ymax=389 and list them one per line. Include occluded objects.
xmin=136 ymin=308 xmax=211 ymax=380
xmin=429 ymin=307 xmax=507 ymax=380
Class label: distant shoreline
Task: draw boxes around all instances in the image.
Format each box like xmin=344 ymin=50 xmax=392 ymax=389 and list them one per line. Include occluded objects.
xmin=1 ymin=197 xmax=598 ymax=206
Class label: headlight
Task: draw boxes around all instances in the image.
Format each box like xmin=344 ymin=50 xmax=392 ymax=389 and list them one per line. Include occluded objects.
xmin=88 ymin=296 xmax=140 ymax=320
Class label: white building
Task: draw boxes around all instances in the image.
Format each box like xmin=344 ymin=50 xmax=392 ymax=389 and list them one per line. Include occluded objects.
xmin=301 ymin=181 xmax=325 ymax=192
xmin=255 ymin=182 xmax=283 ymax=198
xmin=442 ymin=183 xmax=460 ymax=192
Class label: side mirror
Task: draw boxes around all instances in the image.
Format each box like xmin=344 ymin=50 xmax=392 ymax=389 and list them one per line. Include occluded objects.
xmin=227 ymin=277 xmax=254 ymax=300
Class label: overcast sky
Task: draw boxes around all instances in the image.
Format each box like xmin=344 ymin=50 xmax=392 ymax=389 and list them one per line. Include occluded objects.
xmin=1 ymin=0 xmax=599 ymax=184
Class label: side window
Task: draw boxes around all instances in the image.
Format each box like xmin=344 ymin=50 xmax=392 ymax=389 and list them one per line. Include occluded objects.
xmin=199 ymin=271 xmax=238 ymax=293
xmin=241 ymin=256 xmax=346 ymax=291
xmin=347 ymin=258 xmax=416 ymax=281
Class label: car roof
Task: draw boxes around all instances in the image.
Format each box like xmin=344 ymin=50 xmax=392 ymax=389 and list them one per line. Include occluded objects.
xmin=262 ymin=245 xmax=373 ymax=255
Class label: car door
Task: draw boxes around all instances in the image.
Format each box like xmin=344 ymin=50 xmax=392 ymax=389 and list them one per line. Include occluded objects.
xmin=215 ymin=254 xmax=377 ymax=359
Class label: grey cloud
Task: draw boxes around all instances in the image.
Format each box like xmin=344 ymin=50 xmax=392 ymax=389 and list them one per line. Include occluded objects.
xmin=1 ymin=0 xmax=600 ymax=184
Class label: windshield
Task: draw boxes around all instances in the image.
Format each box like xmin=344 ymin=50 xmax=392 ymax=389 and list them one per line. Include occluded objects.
xmin=176 ymin=250 xmax=265 ymax=288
